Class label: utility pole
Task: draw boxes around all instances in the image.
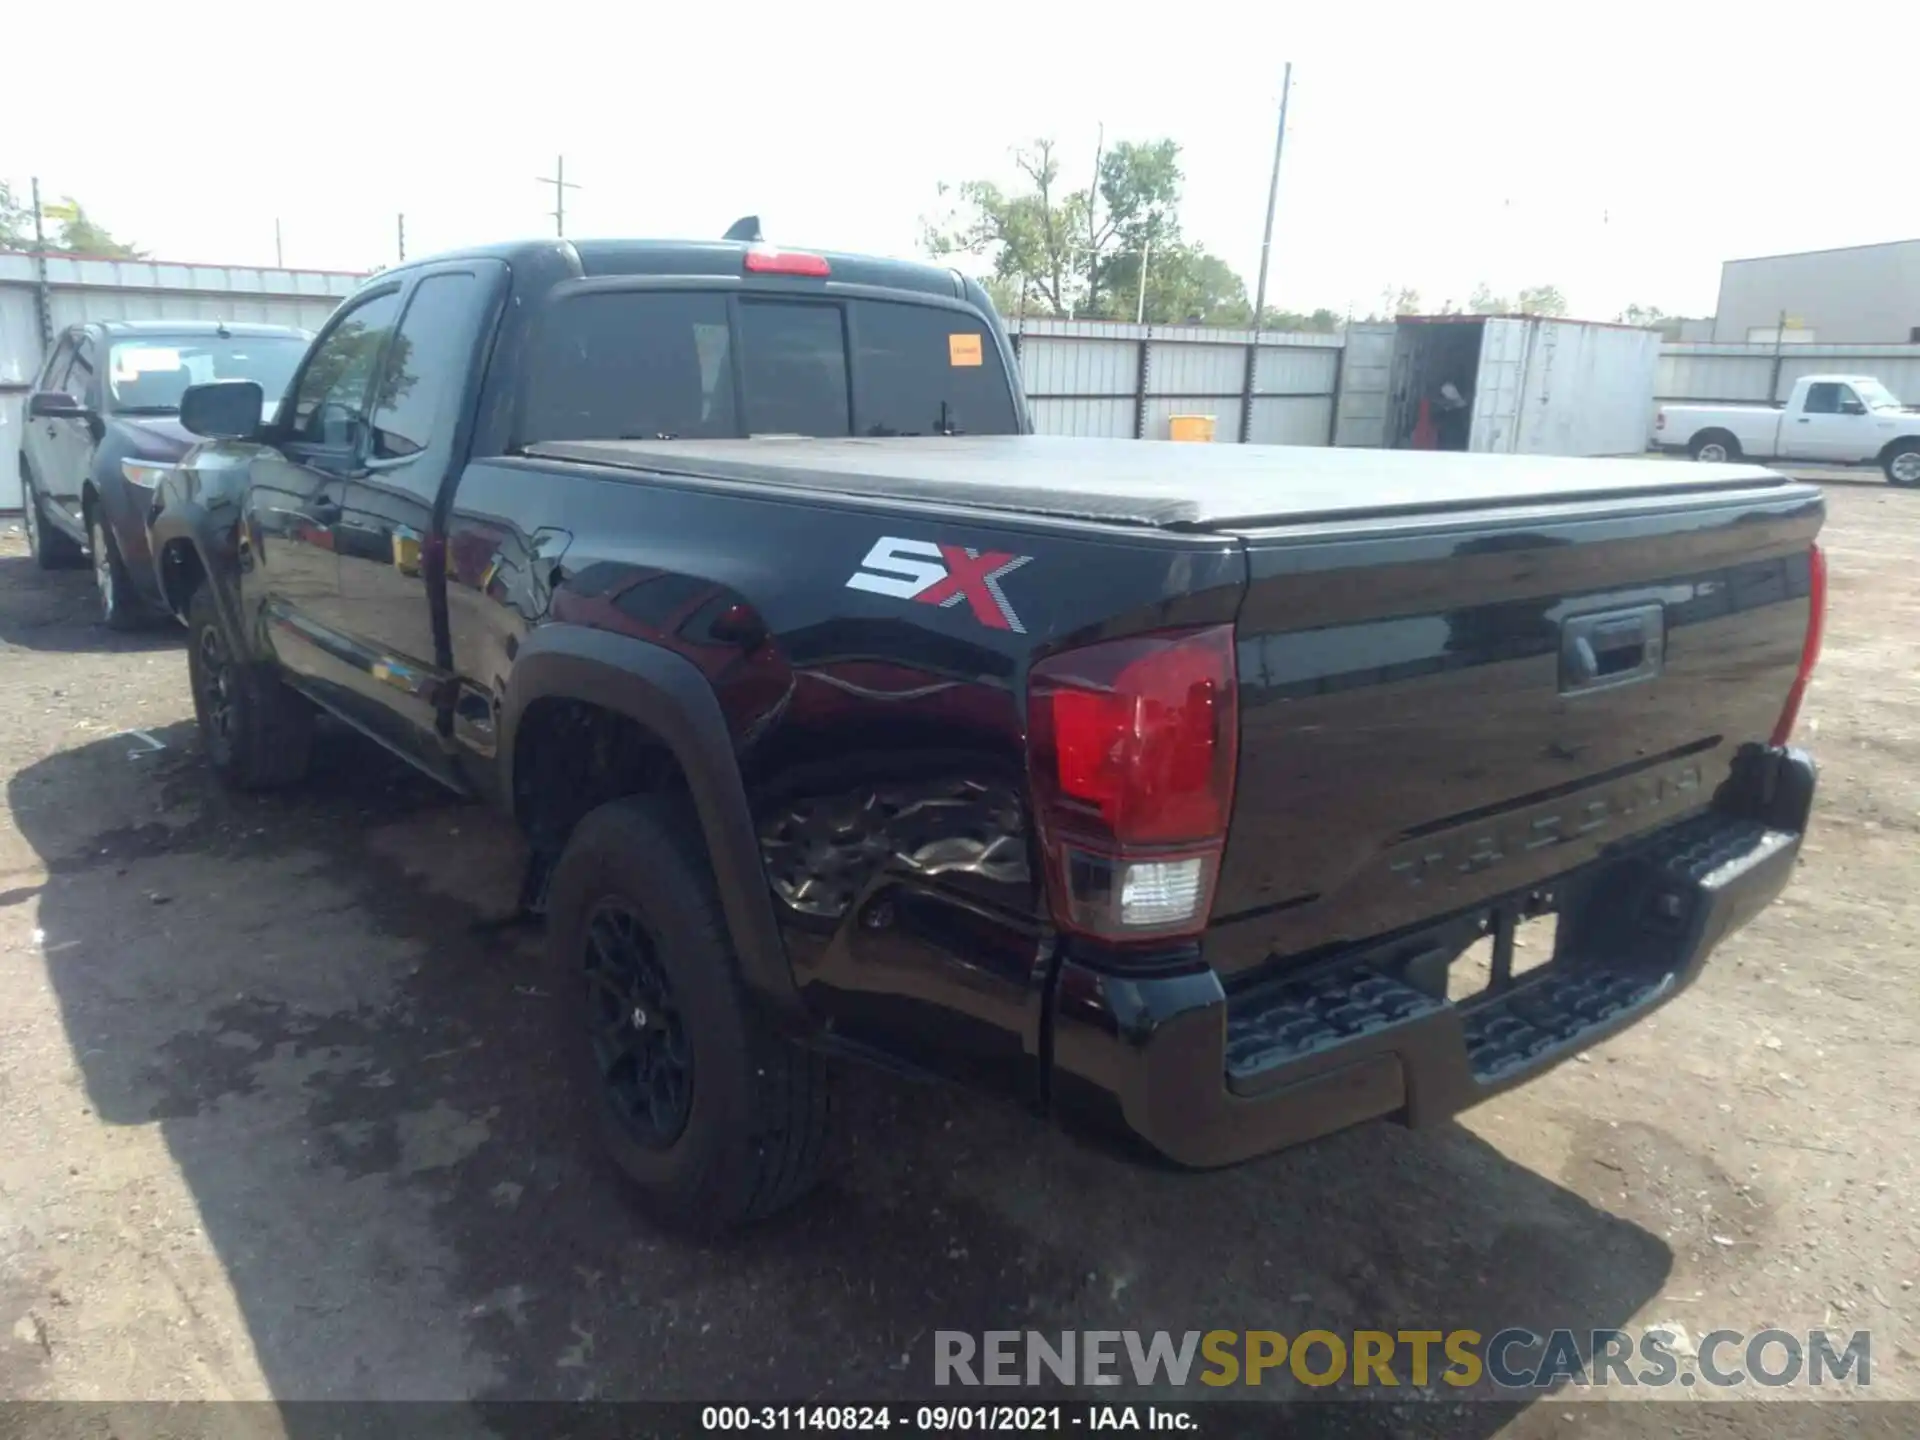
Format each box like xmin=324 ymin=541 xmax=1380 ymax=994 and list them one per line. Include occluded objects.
xmin=1250 ymin=62 xmax=1293 ymax=334
xmin=1241 ymin=68 xmax=1292 ymax=444
xmin=1136 ymin=239 xmax=1151 ymax=325
xmin=275 ymin=218 xmax=284 ymax=268
xmin=536 ymin=156 xmax=581 ymax=238
xmin=1086 ymin=122 xmax=1104 ymax=312
xmin=397 ymin=213 xmax=406 ymax=263
xmin=1768 ymin=306 xmax=1788 ymax=403
xmin=29 ymin=177 xmax=51 ymax=348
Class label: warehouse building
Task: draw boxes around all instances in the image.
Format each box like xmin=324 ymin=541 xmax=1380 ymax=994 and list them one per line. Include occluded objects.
xmin=1712 ymin=238 xmax=1920 ymax=344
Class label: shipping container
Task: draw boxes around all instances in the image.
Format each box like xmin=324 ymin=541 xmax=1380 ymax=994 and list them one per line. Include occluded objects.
xmin=1336 ymin=314 xmax=1661 ymax=457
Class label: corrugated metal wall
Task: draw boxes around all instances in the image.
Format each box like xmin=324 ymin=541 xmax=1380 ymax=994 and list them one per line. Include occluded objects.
xmin=1658 ymin=342 xmax=1920 ymax=405
xmin=11 ymin=250 xmax=1920 ymax=514
xmin=2 ymin=251 xmax=359 ymax=509
xmin=1008 ymin=317 xmax=1343 ymax=444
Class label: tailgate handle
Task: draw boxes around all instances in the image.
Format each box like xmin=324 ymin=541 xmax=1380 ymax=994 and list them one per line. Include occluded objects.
xmin=1560 ymin=604 xmax=1665 ymax=695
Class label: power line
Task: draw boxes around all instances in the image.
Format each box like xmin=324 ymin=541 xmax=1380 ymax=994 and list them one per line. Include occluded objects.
xmin=535 ymin=156 xmax=582 ymax=238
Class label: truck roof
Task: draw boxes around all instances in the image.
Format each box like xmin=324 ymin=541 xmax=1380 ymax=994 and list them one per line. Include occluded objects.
xmin=529 ymin=435 xmax=1806 ymax=532
xmin=370 ymin=238 xmax=966 ymax=303
xmin=79 ymin=319 xmax=308 ymax=338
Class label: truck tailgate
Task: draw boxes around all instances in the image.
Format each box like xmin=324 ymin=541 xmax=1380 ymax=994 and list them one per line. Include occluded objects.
xmin=1207 ymin=481 xmax=1823 ymax=977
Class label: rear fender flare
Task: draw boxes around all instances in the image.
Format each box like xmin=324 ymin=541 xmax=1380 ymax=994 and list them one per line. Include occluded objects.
xmin=498 ymin=625 xmax=799 ymax=1015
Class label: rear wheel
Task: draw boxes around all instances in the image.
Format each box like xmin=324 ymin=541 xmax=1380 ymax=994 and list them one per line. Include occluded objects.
xmin=547 ymin=796 xmax=832 ymax=1234
xmin=21 ymin=471 xmax=82 ymax=570
xmin=1884 ymin=441 xmax=1920 ymax=487
xmin=186 ymin=584 xmax=314 ymax=789
xmin=89 ymin=512 xmax=144 ymax=631
xmin=1689 ymin=431 xmax=1740 ymax=464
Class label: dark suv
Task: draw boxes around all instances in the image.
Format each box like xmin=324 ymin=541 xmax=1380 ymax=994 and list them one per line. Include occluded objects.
xmin=20 ymin=320 xmax=309 ymax=627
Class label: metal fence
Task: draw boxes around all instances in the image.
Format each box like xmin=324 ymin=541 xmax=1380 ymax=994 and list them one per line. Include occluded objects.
xmin=1006 ymin=316 xmax=1344 ymax=444
xmin=12 ymin=250 xmax=1920 ymax=516
xmin=2 ymin=251 xmax=361 ymax=509
xmin=1657 ymin=342 xmax=1920 ymax=406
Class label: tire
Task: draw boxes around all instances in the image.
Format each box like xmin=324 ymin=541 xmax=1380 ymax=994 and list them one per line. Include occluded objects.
xmin=185 ymin=583 xmax=314 ymax=789
xmin=1884 ymin=440 xmax=1920 ymax=487
xmin=89 ymin=511 xmax=144 ymax=631
xmin=1689 ymin=431 xmax=1740 ymax=464
xmin=20 ymin=469 xmax=82 ymax=570
xmin=547 ymin=795 xmax=832 ymax=1234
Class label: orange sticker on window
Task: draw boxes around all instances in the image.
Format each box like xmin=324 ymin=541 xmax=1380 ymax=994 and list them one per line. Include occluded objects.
xmin=948 ymin=333 xmax=983 ymax=367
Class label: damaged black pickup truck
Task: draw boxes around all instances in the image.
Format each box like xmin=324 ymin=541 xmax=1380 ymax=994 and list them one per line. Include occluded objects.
xmin=145 ymin=236 xmax=1824 ymax=1232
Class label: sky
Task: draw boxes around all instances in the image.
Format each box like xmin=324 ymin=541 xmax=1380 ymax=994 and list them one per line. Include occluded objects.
xmin=9 ymin=1 xmax=1920 ymax=323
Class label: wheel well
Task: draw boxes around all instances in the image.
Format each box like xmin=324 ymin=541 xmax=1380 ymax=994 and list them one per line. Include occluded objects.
xmin=159 ymin=540 xmax=207 ymax=618
xmin=512 ymin=698 xmax=691 ymax=864
xmin=1693 ymin=427 xmax=1738 ymax=449
xmin=1879 ymin=436 xmax=1920 ymax=463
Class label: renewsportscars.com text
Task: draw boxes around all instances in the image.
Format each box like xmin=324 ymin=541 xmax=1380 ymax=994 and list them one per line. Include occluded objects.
xmin=934 ymin=1328 xmax=1871 ymax=1391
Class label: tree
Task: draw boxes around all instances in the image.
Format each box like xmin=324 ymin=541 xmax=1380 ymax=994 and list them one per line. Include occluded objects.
xmin=0 ymin=188 xmax=144 ymax=257
xmin=1466 ymin=282 xmax=1567 ymax=317
xmin=1085 ymin=139 xmax=1182 ymax=316
xmin=926 ymin=135 xmax=1233 ymax=323
xmin=980 ymin=274 xmax=1024 ymax=317
xmin=1514 ymin=283 xmax=1567 ymax=317
xmin=1255 ymin=306 xmax=1341 ymax=334
xmin=0 ymin=183 xmax=32 ymax=250
xmin=1382 ymin=285 xmax=1422 ymax=317
xmin=1468 ymin=283 xmax=1509 ymax=315
xmin=1619 ymin=303 xmax=1666 ymax=326
xmin=51 ymin=199 xmax=144 ymax=258
xmin=927 ymin=137 xmax=1358 ymax=327
xmin=922 ymin=139 xmax=1087 ymax=318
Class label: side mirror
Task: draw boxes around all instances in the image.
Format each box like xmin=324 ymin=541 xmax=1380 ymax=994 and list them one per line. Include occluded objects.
xmin=28 ymin=391 xmax=87 ymax=420
xmin=180 ymin=380 xmax=265 ymax=441
xmin=1841 ymin=401 xmax=1867 ymax=416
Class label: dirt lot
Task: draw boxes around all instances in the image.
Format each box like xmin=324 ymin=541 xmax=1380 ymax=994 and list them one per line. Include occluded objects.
xmin=0 ymin=480 xmax=1913 ymax=1432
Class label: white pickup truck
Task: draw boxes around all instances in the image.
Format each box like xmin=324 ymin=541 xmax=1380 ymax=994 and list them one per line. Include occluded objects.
xmin=1653 ymin=374 xmax=1920 ymax=485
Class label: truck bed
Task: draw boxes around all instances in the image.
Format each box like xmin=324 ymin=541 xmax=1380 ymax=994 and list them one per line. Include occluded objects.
xmin=529 ymin=435 xmax=1800 ymax=532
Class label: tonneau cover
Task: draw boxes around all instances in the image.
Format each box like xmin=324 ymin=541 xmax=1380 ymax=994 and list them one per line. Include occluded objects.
xmin=527 ymin=434 xmax=1798 ymax=531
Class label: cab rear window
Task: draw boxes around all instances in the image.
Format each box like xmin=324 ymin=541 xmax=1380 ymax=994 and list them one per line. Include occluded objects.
xmin=522 ymin=290 xmax=1018 ymax=443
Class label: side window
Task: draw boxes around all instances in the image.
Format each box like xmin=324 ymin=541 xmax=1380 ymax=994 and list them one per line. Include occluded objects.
xmin=370 ymin=273 xmax=481 ymax=462
xmin=1802 ymin=382 xmax=1840 ymax=415
xmin=1836 ymin=386 xmax=1864 ymax=415
xmin=737 ymin=301 xmax=850 ymax=436
xmin=523 ymin=291 xmax=738 ymax=443
xmin=288 ymin=290 xmax=403 ymax=448
xmin=37 ymin=334 xmax=79 ymax=392
xmin=63 ymin=338 xmax=99 ymax=406
xmin=851 ymin=301 xmax=1019 ymax=436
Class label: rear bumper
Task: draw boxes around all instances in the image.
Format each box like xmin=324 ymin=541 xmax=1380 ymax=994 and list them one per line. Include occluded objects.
xmin=1047 ymin=746 xmax=1815 ymax=1168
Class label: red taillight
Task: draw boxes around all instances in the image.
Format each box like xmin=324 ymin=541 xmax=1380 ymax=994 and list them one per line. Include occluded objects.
xmin=1028 ymin=626 xmax=1238 ymax=941
xmin=743 ymin=247 xmax=831 ymax=277
xmin=1655 ymin=410 xmax=1667 ymax=431
xmin=1770 ymin=541 xmax=1826 ymax=747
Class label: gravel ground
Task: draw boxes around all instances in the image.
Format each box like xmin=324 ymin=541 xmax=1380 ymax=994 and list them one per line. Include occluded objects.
xmin=0 ymin=480 xmax=1913 ymax=1435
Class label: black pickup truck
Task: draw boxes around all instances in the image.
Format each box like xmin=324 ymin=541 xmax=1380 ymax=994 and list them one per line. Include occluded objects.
xmin=146 ymin=236 xmax=1824 ymax=1233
